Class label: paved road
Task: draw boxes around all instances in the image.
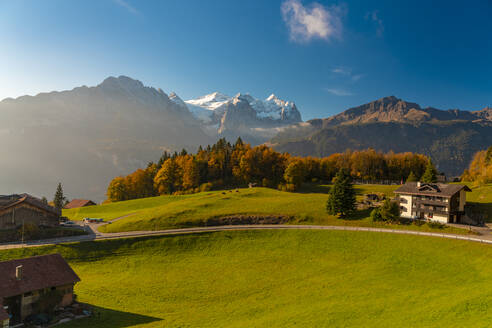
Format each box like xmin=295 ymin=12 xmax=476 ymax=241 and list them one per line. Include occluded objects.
xmin=2 ymin=224 xmax=492 ymax=250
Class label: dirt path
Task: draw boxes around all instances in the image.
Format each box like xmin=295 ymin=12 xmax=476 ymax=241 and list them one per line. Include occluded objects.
xmin=1 ymin=224 xmax=492 ymax=250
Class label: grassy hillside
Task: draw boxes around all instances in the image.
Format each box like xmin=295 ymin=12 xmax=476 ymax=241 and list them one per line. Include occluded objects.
xmin=2 ymin=230 xmax=492 ymax=327
xmin=64 ymin=186 xmax=467 ymax=234
xmin=464 ymin=183 xmax=492 ymax=222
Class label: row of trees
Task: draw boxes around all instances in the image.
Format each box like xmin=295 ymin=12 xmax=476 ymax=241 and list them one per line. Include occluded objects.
xmin=462 ymin=146 xmax=492 ymax=184
xmin=106 ymin=138 xmax=431 ymax=202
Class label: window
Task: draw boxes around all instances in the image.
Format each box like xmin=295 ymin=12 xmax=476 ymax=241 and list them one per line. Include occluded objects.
xmin=24 ymin=291 xmax=33 ymax=297
xmin=428 ymin=213 xmax=433 ymax=218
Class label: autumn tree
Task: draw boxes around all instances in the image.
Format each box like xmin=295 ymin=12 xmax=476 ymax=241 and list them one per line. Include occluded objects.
xmin=107 ymin=177 xmax=128 ymax=202
xmin=283 ymin=159 xmax=305 ymax=191
xmin=182 ymin=157 xmax=200 ymax=190
xmin=154 ymin=158 xmax=179 ymax=194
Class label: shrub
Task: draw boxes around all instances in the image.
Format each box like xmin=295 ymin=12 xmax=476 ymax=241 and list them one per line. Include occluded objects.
xmin=370 ymin=208 xmax=383 ymax=221
xmin=379 ymin=199 xmax=401 ymax=222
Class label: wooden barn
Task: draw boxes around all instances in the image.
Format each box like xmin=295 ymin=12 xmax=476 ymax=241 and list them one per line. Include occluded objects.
xmin=0 ymin=194 xmax=61 ymax=230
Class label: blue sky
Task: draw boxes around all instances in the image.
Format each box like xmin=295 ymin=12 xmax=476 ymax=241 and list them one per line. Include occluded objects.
xmin=0 ymin=0 xmax=490 ymax=120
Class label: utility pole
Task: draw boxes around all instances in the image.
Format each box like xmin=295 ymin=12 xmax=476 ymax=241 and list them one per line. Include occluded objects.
xmin=21 ymin=219 xmax=24 ymax=244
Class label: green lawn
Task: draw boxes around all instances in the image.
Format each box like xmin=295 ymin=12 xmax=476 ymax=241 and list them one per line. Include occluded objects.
xmin=2 ymin=230 xmax=492 ymax=327
xmin=464 ymin=183 xmax=492 ymax=222
xmin=64 ymin=186 xmax=467 ymax=235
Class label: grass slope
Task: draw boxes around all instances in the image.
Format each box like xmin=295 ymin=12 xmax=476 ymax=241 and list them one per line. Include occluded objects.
xmin=2 ymin=230 xmax=492 ymax=327
xmin=64 ymin=186 xmax=466 ymax=234
xmin=465 ymin=183 xmax=492 ymax=222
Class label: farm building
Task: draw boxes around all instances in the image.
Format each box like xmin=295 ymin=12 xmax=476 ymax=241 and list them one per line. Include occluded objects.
xmin=0 ymin=194 xmax=60 ymax=230
xmin=64 ymin=199 xmax=96 ymax=209
xmin=395 ymin=182 xmax=471 ymax=223
xmin=0 ymin=254 xmax=80 ymax=326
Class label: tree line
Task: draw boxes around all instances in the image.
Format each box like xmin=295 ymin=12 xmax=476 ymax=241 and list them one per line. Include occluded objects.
xmin=106 ymin=138 xmax=430 ymax=202
xmin=462 ymin=145 xmax=492 ymax=184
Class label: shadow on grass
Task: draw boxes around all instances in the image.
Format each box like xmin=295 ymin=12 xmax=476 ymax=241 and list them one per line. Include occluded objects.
xmin=467 ymin=202 xmax=492 ymax=223
xmin=60 ymin=304 xmax=162 ymax=328
xmin=296 ymin=183 xmax=331 ymax=194
xmin=342 ymin=208 xmax=372 ymax=221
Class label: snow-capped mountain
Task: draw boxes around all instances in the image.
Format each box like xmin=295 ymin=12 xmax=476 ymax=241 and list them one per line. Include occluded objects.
xmin=184 ymin=92 xmax=302 ymax=143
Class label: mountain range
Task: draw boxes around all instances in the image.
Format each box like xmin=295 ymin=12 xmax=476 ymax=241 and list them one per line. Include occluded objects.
xmin=271 ymin=96 xmax=492 ymax=177
xmin=173 ymin=91 xmax=302 ymax=143
xmin=0 ymin=76 xmax=490 ymax=200
xmin=0 ymin=76 xmax=301 ymax=201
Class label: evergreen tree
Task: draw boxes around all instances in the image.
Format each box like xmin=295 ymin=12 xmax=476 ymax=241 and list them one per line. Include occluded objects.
xmin=326 ymin=169 xmax=356 ymax=218
xmin=53 ymin=183 xmax=66 ymax=209
xmin=234 ymin=137 xmax=244 ymax=149
xmin=421 ymin=159 xmax=438 ymax=183
xmin=406 ymin=171 xmax=418 ymax=182
xmin=379 ymin=199 xmax=401 ymax=222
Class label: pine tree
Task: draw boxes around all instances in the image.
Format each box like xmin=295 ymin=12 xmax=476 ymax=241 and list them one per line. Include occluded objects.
xmin=406 ymin=171 xmax=418 ymax=182
xmin=326 ymin=169 xmax=356 ymax=218
xmin=421 ymin=159 xmax=438 ymax=183
xmin=53 ymin=183 xmax=66 ymax=209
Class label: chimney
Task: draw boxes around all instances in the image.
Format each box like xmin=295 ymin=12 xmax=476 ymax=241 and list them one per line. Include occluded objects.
xmin=16 ymin=265 xmax=23 ymax=280
xmin=417 ymin=181 xmax=421 ymax=187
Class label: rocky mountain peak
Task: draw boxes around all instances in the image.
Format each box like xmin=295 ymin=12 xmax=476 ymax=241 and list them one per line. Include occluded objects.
xmin=99 ymin=75 xmax=145 ymax=90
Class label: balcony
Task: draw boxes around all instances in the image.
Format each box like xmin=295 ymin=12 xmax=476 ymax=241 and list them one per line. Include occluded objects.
xmin=413 ymin=205 xmax=449 ymax=216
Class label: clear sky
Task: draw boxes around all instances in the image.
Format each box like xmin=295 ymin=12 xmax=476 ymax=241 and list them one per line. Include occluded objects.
xmin=0 ymin=0 xmax=491 ymax=119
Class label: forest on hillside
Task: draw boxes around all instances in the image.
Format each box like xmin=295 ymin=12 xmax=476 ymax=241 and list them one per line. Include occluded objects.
xmin=462 ymin=146 xmax=492 ymax=184
xmin=105 ymin=138 xmax=429 ymax=202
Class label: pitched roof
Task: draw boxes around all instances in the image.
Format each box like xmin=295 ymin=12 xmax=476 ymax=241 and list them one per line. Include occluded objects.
xmin=0 ymin=254 xmax=80 ymax=298
xmin=0 ymin=194 xmax=60 ymax=216
xmin=394 ymin=182 xmax=471 ymax=197
xmin=64 ymin=199 xmax=96 ymax=209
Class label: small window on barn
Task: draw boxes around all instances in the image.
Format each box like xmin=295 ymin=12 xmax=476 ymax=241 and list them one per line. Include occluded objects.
xmin=24 ymin=291 xmax=33 ymax=297
xmin=51 ymin=286 xmax=56 ymax=291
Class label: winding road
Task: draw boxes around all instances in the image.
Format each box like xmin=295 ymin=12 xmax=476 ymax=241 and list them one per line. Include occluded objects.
xmin=1 ymin=224 xmax=492 ymax=250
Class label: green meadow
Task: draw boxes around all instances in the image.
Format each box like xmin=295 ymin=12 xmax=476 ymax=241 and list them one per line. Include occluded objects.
xmin=464 ymin=183 xmax=492 ymax=222
xmin=63 ymin=185 xmax=468 ymax=234
xmin=2 ymin=230 xmax=492 ymax=327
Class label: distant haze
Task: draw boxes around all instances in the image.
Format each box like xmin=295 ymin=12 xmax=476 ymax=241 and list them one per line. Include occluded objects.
xmin=0 ymin=76 xmax=213 ymax=201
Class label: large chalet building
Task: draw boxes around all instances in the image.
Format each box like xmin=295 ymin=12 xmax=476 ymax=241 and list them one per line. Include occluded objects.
xmin=0 ymin=254 xmax=80 ymax=326
xmin=0 ymin=194 xmax=60 ymax=230
xmin=395 ymin=182 xmax=471 ymax=223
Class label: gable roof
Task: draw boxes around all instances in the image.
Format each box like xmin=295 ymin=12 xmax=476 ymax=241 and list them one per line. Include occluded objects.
xmin=0 ymin=254 xmax=80 ymax=299
xmin=0 ymin=194 xmax=60 ymax=216
xmin=64 ymin=199 xmax=96 ymax=209
xmin=394 ymin=182 xmax=471 ymax=197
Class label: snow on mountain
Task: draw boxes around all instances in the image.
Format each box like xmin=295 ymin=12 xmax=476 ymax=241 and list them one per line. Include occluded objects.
xmin=184 ymin=92 xmax=301 ymax=123
xmin=185 ymin=92 xmax=231 ymax=111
